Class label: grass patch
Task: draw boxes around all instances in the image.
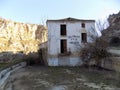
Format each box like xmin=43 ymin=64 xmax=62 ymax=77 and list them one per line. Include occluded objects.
xmin=74 ymin=66 xmax=120 ymax=87
xmin=4 ymin=66 xmax=120 ymax=90
xmin=48 ymin=66 xmax=120 ymax=88
xmin=0 ymin=59 xmax=24 ymax=71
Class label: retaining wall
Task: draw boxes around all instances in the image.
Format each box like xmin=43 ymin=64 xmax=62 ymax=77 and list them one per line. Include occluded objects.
xmin=0 ymin=62 xmax=26 ymax=90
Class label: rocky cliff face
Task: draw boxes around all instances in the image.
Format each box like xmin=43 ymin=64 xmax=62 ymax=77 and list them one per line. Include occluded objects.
xmin=102 ymin=11 xmax=120 ymax=41
xmin=0 ymin=18 xmax=47 ymax=54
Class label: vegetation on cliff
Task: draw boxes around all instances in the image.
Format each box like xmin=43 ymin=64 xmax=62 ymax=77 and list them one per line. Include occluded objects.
xmin=0 ymin=18 xmax=47 ymax=54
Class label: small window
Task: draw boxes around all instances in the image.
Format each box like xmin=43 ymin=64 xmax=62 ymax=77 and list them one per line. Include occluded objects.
xmin=81 ymin=33 xmax=87 ymax=43
xmin=60 ymin=24 xmax=66 ymax=36
xmin=81 ymin=23 xmax=85 ymax=28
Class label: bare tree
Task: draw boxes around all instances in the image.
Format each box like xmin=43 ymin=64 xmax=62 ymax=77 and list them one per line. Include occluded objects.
xmin=96 ymin=19 xmax=109 ymax=32
xmin=80 ymin=24 xmax=110 ymax=68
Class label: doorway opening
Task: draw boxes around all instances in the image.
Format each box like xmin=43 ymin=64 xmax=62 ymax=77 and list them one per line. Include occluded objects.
xmin=60 ymin=39 xmax=67 ymax=53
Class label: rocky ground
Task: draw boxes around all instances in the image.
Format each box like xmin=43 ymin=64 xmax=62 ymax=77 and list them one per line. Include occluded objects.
xmin=3 ymin=66 xmax=120 ymax=90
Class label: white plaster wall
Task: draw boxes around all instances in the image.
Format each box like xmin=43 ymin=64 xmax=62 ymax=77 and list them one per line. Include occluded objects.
xmin=48 ymin=57 xmax=83 ymax=66
xmin=70 ymin=57 xmax=83 ymax=66
xmin=47 ymin=21 xmax=96 ymax=55
xmin=67 ymin=22 xmax=82 ymax=52
xmin=47 ymin=22 xmax=60 ymax=55
xmin=48 ymin=58 xmax=58 ymax=66
xmin=47 ymin=20 xmax=97 ymax=66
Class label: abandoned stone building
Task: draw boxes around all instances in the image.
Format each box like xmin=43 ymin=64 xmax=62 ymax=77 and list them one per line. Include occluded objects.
xmin=47 ymin=17 xmax=98 ymax=66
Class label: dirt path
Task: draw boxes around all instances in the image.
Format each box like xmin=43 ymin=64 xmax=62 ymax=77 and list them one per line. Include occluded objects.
xmin=3 ymin=66 xmax=120 ymax=90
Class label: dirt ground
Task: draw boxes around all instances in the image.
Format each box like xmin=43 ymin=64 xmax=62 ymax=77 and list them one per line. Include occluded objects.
xmin=3 ymin=66 xmax=120 ymax=90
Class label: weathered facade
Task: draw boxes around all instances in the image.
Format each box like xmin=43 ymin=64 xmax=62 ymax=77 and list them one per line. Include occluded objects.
xmin=47 ymin=17 xmax=98 ymax=66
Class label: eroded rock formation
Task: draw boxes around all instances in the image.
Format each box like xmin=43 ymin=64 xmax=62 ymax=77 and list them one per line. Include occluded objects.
xmin=102 ymin=11 xmax=120 ymax=41
xmin=0 ymin=18 xmax=47 ymax=54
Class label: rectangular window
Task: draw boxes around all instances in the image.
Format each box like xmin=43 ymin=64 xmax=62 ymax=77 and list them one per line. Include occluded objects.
xmin=60 ymin=39 xmax=67 ymax=53
xmin=60 ymin=24 xmax=66 ymax=36
xmin=81 ymin=23 xmax=85 ymax=28
xmin=81 ymin=33 xmax=87 ymax=43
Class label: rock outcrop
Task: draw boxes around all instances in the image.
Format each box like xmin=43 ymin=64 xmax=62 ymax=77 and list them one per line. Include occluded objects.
xmin=101 ymin=12 xmax=120 ymax=72
xmin=102 ymin=11 xmax=120 ymax=41
xmin=0 ymin=18 xmax=47 ymax=54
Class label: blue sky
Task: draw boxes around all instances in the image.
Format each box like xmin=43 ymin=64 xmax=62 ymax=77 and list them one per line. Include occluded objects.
xmin=0 ymin=0 xmax=120 ymax=24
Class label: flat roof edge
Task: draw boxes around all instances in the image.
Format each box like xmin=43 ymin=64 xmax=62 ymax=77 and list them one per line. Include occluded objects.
xmin=46 ymin=17 xmax=95 ymax=22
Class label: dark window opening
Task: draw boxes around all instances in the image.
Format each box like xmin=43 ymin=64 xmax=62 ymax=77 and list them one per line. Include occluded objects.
xmin=60 ymin=24 xmax=66 ymax=36
xmin=81 ymin=23 xmax=85 ymax=28
xmin=61 ymin=39 xmax=67 ymax=53
xmin=81 ymin=33 xmax=87 ymax=43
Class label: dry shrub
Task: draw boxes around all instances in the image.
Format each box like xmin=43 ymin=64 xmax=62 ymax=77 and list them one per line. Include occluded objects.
xmin=80 ymin=37 xmax=110 ymax=67
xmin=110 ymin=36 xmax=120 ymax=47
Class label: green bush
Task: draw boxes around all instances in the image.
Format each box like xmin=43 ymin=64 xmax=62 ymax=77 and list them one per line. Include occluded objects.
xmin=38 ymin=48 xmax=47 ymax=65
xmin=24 ymin=56 xmax=34 ymax=65
xmin=0 ymin=59 xmax=24 ymax=71
xmin=24 ymin=53 xmax=39 ymax=65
